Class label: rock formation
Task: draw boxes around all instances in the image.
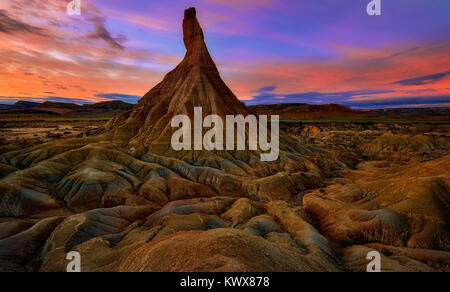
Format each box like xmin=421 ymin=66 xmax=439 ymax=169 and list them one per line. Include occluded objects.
xmin=106 ymin=8 xmax=250 ymax=152
xmin=0 ymin=8 xmax=448 ymax=272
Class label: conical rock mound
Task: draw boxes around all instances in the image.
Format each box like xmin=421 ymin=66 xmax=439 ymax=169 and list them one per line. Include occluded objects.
xmin=0 ymin=8 xmax=345 ymax=221
xmin=107 ymin=8 xmax=251 ymax=155
xmin=104 ymin=8 xmax=327 ymax=179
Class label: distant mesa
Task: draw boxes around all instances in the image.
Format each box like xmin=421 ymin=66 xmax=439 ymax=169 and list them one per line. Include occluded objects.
xmin=249 ymin=103 xmax=355 ymax=115
xmin=0 ymin=100 xmax=134 ymax=118
xmin=35 ymin=101 xmax=82 ymax=110
xmin=0 ymin=101 xmax=44 ymax=111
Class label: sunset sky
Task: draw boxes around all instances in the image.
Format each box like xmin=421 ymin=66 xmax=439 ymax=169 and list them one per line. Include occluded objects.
xmin=0 ymin=0 xmax=449 ymax=108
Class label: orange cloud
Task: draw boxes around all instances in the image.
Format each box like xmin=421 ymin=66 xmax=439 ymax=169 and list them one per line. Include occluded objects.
xmin=219 ymin=41 xmax=450 ymax=103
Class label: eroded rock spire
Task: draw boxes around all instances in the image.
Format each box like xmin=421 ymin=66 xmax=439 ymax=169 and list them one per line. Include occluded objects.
xmin=181 ymin=7 xmax=217 ymax=71
xmin=183 ymin=8 xmax=203 ymax=52
xmin=107 ymin=7 xmax=250 ymax=151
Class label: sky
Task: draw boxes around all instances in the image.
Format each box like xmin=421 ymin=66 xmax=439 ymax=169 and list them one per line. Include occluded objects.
xmin=0 ymin=0 xmax=449 ymax=108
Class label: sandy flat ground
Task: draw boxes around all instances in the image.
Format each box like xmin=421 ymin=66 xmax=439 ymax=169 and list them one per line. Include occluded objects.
xmin=0 ymin=121 xmax=106 ymax=143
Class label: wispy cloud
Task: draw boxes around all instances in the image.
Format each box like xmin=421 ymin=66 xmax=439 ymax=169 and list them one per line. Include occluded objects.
xmin=345 ymin=94 xmax=450 ymax=109
xmin=85 ymin=14 xmax=126 ymax=50
xmin=393 ymin=71 xmax=450 ymax=86
xmin=246 ymin=86 xmax=450 ymax=108
xmin=247 ymin=87 xmax=397 ymax=105
xmin=0 ymin=0 xmax=175 ymax=104
xmin=0 ymin=9 xmax=46 ymax=35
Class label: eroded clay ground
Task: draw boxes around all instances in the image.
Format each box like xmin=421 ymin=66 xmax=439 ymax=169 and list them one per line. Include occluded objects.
xmin=0 ymin=120 xmax=448 ymax=272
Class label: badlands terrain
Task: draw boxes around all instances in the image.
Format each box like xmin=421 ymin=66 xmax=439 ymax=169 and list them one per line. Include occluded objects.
xmin=0 ymin=8 xmax=448 ymax=272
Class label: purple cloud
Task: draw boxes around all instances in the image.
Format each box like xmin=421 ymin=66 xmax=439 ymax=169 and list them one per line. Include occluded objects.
xmin=394 ymin=71 xmax=450 ymax=86
xmin=248 ymin=88 xmax=396 ymax=106
xmin=0 ymin=9 xmax=46 ymax=35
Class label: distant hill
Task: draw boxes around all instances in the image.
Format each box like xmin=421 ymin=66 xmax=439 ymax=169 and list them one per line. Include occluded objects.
xmin=82 ymin=100 xmax=133 ymax=110
xmin=0 ymin=101 xmax=45 ymax=110
xmin=249 ymin=103 xmax=355 ymax=113
xmin=0 ymin=100 xmax=134 ymax=118
xmin=248 ymin=103 xmax=450 ymax=121
xmin=35 ymin=101 xmax=82 ymax=110
xmin=12 ymin=101 xmax=40 ymax=110
xmin=249 ymin=103 xmax=355 ymax=115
